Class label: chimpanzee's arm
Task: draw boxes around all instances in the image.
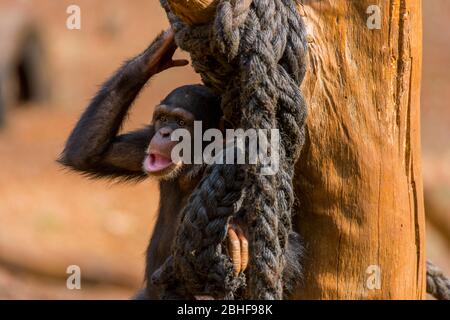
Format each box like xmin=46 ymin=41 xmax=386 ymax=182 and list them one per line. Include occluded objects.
xmin=59 ymin=29 xmax=187 ymax=180
xmin=60 ymin=126 xmax=154 ymax=180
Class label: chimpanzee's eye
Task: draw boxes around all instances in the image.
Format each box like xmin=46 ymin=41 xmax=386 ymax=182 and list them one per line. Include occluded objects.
xmin=178 ymin=120 xmax=185 ymax=126
xmin=159 ymin=116 xmax=167 ymax=123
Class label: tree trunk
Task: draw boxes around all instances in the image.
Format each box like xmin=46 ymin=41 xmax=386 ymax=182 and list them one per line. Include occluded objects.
xmin=167 ymin=0 xmax=426 ymax=300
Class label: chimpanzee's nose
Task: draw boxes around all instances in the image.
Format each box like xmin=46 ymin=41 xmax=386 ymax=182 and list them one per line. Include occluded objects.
xmin=159 ymin=127 xmax=172 ymax=138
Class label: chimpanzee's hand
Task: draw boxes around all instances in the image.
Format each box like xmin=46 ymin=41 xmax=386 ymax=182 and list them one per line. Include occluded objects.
xmin=227 ymin=221 xmax=249 ymax=275
xmin=193 ymin=222 xmax=248 ymax=300
xmin=147 ymin=28 xmax=189 ymax=75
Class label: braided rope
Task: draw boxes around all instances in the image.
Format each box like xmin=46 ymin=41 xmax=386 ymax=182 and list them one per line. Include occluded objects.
xmin=427 ymin=260 xmax=450 ymax=300
xmin=154 ymin=0 xmax=308 ymax=299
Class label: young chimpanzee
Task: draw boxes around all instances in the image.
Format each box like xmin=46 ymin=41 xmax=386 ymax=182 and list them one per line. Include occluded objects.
xmin=59 ymin=29 xmax=250 ymax=299
xmin=60 ymin=29 xmax=302 ymax=299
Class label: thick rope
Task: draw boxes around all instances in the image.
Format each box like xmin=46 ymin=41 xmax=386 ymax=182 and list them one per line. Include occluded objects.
xmin=152 ymin=163 xmax=246 ymax=299
xmin=427 ymin=260 xmax=450 ymax=300
xmin=153 ymin=0 xmax=308 ymax=299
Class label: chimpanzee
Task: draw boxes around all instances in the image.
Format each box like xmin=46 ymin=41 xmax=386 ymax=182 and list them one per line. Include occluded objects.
xmin=59 ymin=29 xmax=302 ymax=299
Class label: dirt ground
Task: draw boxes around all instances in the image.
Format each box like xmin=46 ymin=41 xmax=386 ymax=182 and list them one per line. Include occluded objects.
xmin=0 ymin=0 xmax=449 ymax=299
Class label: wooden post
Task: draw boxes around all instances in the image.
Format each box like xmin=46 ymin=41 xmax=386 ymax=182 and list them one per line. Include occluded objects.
xmin=166 ymin=0 xmax=426 ymax=300
xmin=165 ymin=0 xmax=218 ymax=25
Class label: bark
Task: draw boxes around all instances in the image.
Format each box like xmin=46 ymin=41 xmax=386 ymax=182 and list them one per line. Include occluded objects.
xmin=167 ymin=0 xmax=426 ymax=300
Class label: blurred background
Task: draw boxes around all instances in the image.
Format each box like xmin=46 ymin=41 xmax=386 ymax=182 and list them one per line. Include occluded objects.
xmin=0 ymin=0 xmax=448 ymax=299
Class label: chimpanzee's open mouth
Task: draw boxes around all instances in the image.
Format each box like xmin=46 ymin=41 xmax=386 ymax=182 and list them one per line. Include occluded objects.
xmin=143 ymin=153 xmax=174 ymax=173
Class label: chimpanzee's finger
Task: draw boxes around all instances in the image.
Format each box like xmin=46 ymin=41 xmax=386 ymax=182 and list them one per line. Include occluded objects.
xmin=171 ymin=59 xmax=189 ymax=67
xmin=161 ymin=28 xmax=175 ymax=47
xmin=227 ymin=226 xmax=242 ymax=275
xmin=235 ymin=225 xmax=249 ymax=272
xmin=164 ymin=40 xmax=178 ymax=59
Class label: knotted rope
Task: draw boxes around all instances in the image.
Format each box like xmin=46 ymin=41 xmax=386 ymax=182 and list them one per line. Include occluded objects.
xmin=427 ymin=260 xmax=450 ymax=300
xmin=153 ymin=0 xmax=308 ymax=299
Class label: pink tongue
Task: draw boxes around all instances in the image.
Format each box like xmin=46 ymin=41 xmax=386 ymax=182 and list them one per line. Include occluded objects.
xmin=145 ymin=154 xmax=172 ymax=172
